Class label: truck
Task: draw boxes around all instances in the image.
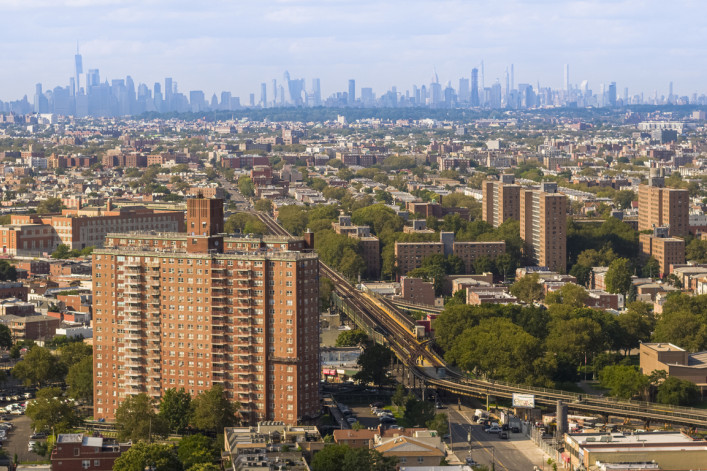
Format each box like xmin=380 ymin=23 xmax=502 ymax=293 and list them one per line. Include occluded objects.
xmin=509 ymin=416 xmax=522 ymax=433
xmin=474 ymin=409 xmax=489 ymax=422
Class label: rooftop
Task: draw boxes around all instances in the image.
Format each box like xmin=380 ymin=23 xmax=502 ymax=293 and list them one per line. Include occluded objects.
xmin=642 ymin=343 xmax=685 ymax=352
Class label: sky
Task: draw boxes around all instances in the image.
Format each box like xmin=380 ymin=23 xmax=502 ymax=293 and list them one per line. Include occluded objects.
xmin=0 ymin=0 xmax=704 ymax=102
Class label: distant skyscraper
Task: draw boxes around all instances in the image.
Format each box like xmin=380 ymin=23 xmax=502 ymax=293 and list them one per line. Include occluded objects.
xmin=504 ymin=68 xmax=510 ymax=104
xmin=164 ymin=77 xmax=173 ymax=110
xmin=74 ymin=43 xmax=83 ymax=96
xmin=34 ymin=83 xmax=43 ymax=113
xmin=608 ymin=82 xmax=617 ymax=107
xmin=471 ymin=68 xmax=479 ymax=107
xmin=669 ymin=81 xmax=674 ymax=103
xmin=348 ymin=79 xmax=355 ymax=105
xmin=564 ymin=64 xmax=570 ymax=91
xmin=260 ymin=83 xmax=267 ymax=107
xmin=86 ymin=69 xmax=100 ymax=89
xmin=249 ymin=93 xmax=255 ymax=107
xmin=312 ymin=78 xmax=321 ymax=106
xmin=272 ymin=79 xmax=278 ymax=106
xmin=458 ymin=78 xmax=470 ymax=103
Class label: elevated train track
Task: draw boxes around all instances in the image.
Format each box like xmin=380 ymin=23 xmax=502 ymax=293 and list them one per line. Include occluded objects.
xmin=252 ymin=211 xmax=707 ymax=428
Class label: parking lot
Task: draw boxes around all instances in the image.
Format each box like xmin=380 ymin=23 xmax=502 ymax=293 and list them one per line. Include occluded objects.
xmin=1 ymin=414 xmax=46 ymax=464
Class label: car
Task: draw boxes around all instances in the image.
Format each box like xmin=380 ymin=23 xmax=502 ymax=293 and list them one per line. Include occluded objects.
xmin=23 ymin=393 xmax=31 ymax=399
xmin=346 ymin=417 xmax=357 ymax=424
xmin=379 ymin=416 xmax=396 ymax=424
xmin=364 ymin=388 xmax=378 ymax=393
xmin=511 ymin=426 xmax=520 ymax=433
xmin=9 ymin=409 xmax=23 ymax=415
xmin=485 ymin=426 xmax=502 ymax=434
xmin=388 ymin=425 xmax=402 ymax=430
xmin=465 ymin=457 xmax=478 ymax=466
xmin=502 ymin=423 xmax=509 ymax=431
xmin=499 ymin=431 xmax=509 ymax=439
xmin=30 ymin=433 xmax=46 ymax=439
xmin=27 ymin=441 xmax=36 ymax=452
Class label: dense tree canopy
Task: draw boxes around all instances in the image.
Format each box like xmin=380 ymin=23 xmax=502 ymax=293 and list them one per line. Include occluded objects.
xmin=653 ymin=293 xmax=707 ymax=351
xmin=311 ymin=444 xmax=397 ymax=471
xmin=115 ymin=393 xmax=169 ymax=442
xmin=190 ymin=384 xmax=239 ymax=433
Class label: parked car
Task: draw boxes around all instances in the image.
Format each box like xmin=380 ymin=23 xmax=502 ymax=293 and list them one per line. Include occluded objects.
xmin=379 ymin=416 xmax=396 ymax=424
xmin=27 ymin=441 xmax=36 ymax=452
xmin=485 ymin=426 xmax=502 ymax=434
xmin=499 ymin=431 xmax=509 ymax=439
xmin=346 ymin=417 xmax=357 ymax=424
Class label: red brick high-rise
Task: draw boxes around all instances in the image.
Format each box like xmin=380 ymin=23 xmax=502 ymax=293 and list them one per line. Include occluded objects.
xmin=93 ymin=198 xmax=319 ymax=424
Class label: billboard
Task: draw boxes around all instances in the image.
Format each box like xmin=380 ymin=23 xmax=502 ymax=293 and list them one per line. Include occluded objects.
xmin=512 ymin=393 xmax=535 ymax=408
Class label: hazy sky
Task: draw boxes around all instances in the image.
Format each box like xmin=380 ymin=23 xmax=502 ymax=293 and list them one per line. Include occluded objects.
xmin=0 ymin=0 xmax=704 ymax=102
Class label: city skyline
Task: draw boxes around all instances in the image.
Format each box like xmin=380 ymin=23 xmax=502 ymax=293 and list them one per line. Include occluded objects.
xmin=1 ymin=0 xmax=705 ymax=103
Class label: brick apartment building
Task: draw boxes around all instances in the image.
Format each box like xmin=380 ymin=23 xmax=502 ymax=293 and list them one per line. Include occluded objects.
xmin=638 ymin=169 xmax=689 ymax=237
xmin=639 ymin=227 xmax=686 ymax=278
xmin=51 ymin=434 xmax=129 ymax=471
xmin=520 ymin=182 xmax=568 ymax=273
xmin=93 ymin=198 xmax=319 ymax=425
xmin=0 ymin=202 xmax=184 ymax=256
xmin=394 ymin=232 xmax=506 ymax=276
xmin=482 ymin=174 xmax=521 ymax=228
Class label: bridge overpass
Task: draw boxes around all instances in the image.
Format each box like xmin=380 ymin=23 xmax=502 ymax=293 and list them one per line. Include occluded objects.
xmin=252 ymin=211 xmax=707 ymax=428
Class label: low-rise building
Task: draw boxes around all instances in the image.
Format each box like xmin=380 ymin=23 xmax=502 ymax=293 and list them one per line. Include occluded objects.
xmin=640 ymin=343 xmax=707 ymax=396
xmin=400 ymin=277 xmax=436 ymax=306
xmin=563 ymin=431 xmax=707 ymax=471
xmin=50 ymin=434 xmax=130 ymax=471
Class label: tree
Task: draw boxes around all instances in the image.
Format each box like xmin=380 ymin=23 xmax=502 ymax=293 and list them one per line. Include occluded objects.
xmin=25 ymin=387 xmax=82 ymax=434
xmin=115 ymin=393 xmax=169 ymax=442
xmin=159 ymin=388 xmax=192 ymax=434
xmin=686 ymin=238 xmax=707 ymax=263
xmin=656 ymin=376 xmax=701 ymax=406
xmin=641 ymin=257 xmax=660 ymax=279
xmin=605 ymin=258 xmax=633 ymax=296
xmin=545 ymin=283 xmax=589 ymax=309
xmin=277 ymin=205 xmax=308 ymax=235
xmin=599 ymin=365 xmax=648 ymax=400
xmin=36 ymin=197 xmax=63 ymax=215
xmin=653 ymin=294 xmax=707 ymax=351
xmin=403 ymin=394 xmax=435 ymax=427
xmin=65 ymin=356 xmax=93 ymax=402
xmin=0 ymin=261 xmax=17 ymax=282
xmin=447 ymin=317 xmax=555 ymax=385
xmin=0 ymin=325 xmax=11 ymax=349
xmin=51 ymin=244 xmax=72 ymax=259
xmin=59 ymin=341 xmax=92 ymax=369
xmin=254 ymin=199 xmax=273 ymax=213
xmin=613 ymin=190 xmax=636 ymax=210
xmin=509 ymin=274 xmax=544 ymax=304
xmin=354 ymin=344 xmax=393 ymax=387
xmin=426 ymin=413 xmax=449 ymax=437
xmin=311 ymin=444 xmax=397 ymax=471
xmin=616 ymin=303 xmax=654 ymax=355
xmin=113 ymin=442 xmax=182 ymax=471
xmin=320 ymin=277 xmax=335 ymax=311
xmin=12 ymin=346 xmax=64 ymax=386
xmin=335 ymin=329 xmax=369 ymax=347
xmin=237 ymin=176 xmax=255 ymax=197
xmin=186 ymin=464 xmax=220 ymax=471
xmin=177 ymin=434 xmax=219 ymax=470
xmin=392 ymin=384 xmax=407 ymax=407
xmin=190 ymin=384 xmax=239 ymax=434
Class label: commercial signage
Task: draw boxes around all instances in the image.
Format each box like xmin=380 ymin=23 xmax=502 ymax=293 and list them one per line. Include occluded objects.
xmin=512 ymin=393 xmax=535 ymax=408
